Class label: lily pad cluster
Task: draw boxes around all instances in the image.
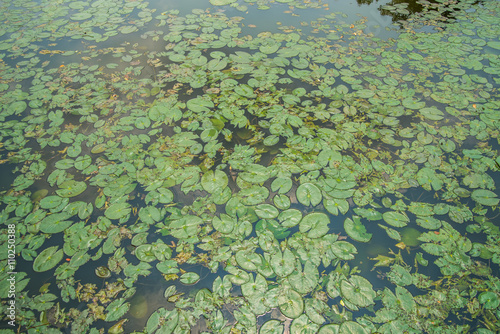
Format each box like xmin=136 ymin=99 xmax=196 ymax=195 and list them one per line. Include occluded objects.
xmin=0 ymin=0 xmax=500 ymax=333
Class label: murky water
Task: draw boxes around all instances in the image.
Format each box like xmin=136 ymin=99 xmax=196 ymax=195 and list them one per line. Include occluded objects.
xmin=1 ymin=0 xmax=499 ymax=333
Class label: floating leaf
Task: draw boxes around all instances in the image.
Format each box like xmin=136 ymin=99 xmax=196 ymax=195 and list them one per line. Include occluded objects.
xmin=487 ymin=41 xmax=500 ymax=50
xmin=289 ymin=261 xmax=319 ymax=294
xmin=255 ymin=204 xmax=279 ymax=219
xmin=318 ymin=324 xmax=340 ymax=333
xmin=40 ymin=196 xmax=64 ymax=209
xmin=105 ymin=203 xmax=132 ymax=220
xmin=388 ymin=264 xmax=412 ymax=286
xmin=378 ymin=224 xmax=401 ymax=241
xmin=135 ymin=245 xmax=156 ymax=262
xmin=270 ymin=249 xmax=296 ymax=277
xmin=95 ymin=266 xmax=111 ymax=278
xmin=339 ymin=321 xmax=368 ymax=334
xmin=296 ymin=183 xmax=322 ymax=207
xmin=260 ymin=319 xmax=284 ymax=334
xmin=239 ymin=164 xmax=269 ymax=183
xmin=344 ymin=217 xmax=372 ymax=243
xmin=33 ymin=246 xmax=63 ymax=272
xmin=55 ymin=180 xmax=87 ymax=198
xmin=324 ymin=198 xmax=349 ymax=216
xmin=210 ymin=0 xmax=237 ymax=5
xmin=39 ymin=213 xmax=72 ymax=234
xmin=271 ymin=177 xmax=293 ymax=194
xmin=236 ymin=250 xmax=262 ymax=271
xmin=300 ymin=212 xmax=330 ymax=238
xmin=382 ymin=211 xmax=409 ymax=227
xmin=340 ymin=275 xmax=376 ymax=307
xmin=471 ymin=189 xmax=499 ymax=206
xmin=105 ymin=298 xmax=130 ymax=322
xmin=273 ymin=194 xmax=291 ymax=210
xmin=279 ymin=289 xmax=304 ymax=319
xmin=330 ymin=241 xmax=357 ymax=260
xmin=260 ymin=42 xmax=280 ymax=55
xmin=479 ymin=291 xmax=500 ymax=309
xmin=278 ymin=209 xmax=302 ymax=228
xmin=201 ymin=170 xmax=228 ymax=193
xmin=180 ymin=272 xmax=200 ymax=285
xmin=71 ymin=12 xmax=92 ymax=20
xmin=420 ymin=107 xmax=444 ymax=120
xmin=212 ymin=214 xmax=235 ymax=234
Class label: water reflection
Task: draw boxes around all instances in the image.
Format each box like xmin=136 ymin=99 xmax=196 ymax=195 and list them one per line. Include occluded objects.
xmin=357 ymin=0 xmax=470 ymax=24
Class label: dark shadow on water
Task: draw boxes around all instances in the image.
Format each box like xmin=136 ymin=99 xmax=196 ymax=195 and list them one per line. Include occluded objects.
xmin=357 ymin=0 xmax=485 ymax=25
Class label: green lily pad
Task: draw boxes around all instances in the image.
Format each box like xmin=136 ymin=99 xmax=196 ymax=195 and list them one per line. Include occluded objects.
xmin=420 ymin=107 xmax=444 ymax=120
xmin=278 ymin=209 xmax=302 ymax=228
xmin=388 ymin=265 xmax=413 ymax=286
xmin=180 ymin=272 xmax=200 ymax=285
xmin=201 ymin=170 xmax=228 ymax=193
xmin=357 ymin=89 xmax=375 ymax=98
xmin=382 ymin=211 xmax=410 ymax=227
xmin=318 ymin=324 xmax=340 ymax=334
xmin=340 ymin=275 xmax=376 ymax=307
xmin=39 ymin=213 xmax=73 ymax=234
xmin=55 ymin=159 xmax=74 ymax=170
xmin=239 ymin=164 xmax=269 ymax=184
xmin=471 ymin=189 xmax=500 ymax=206
xmin=187 ymin=97 xmax=214 ymax=113
xmin=479 ymin=291 xmax=500 ymax=309
xmin=296 ymin=183 xmax=322 ymax=207
xmin=236 ymin=250 xmax=262 ymax=271
xmin=299 ymin=212 xmax=330 ymax=238
xmin=135 ymin=245 xmax=156 ymax=262
xmin=39 ymin=196 xmax=64 ymax=209
xmin=69 ymin=250 xmax=91 ymax=268
xmin=55 ymin=180 xmax=87 ymax=198
xmin=402 ymin=97 xmax=425 ymax=109
xmin=240 ymin=186 xmax=269 ymax=205
xmin=279 ymin=289 xmax=304 ymax=319
xmin=330 ymin=241 xmax=357 ymax=260
xmin=260 ymin=319 xmax=284 ymax=334
xmin=289 ymin=261 xmax=319 ymax=294
xmin=33 ymin=246 xmax=63 ymax=272
xmin=416 ymin=167 xmax=443 ymax=191
xmin=487 ymin=41 xmax=500 ymax=50
xmin=139 ymin=206 xmax=161 ymax=225
xmin=339 ymin=321 xmax=368 ymax=334
xmin=270 ymin=248 xmax=296 ymax=277
xmin=255 ymin=204 xmax=279 ymax=219
xmin=260 ymin=42 xmax=281 ymax=55
xmin=324 ymin=198 xmax=349 ymax=216
xmin=74 ymin=155 xmax=92 ymax=170
xmin=105 ymin=298 xmax=130 ymax=322
xmin=78 ymin=202 xmax=93 ymax=220
xmin=273 ymin=194 xmax=291 ymax=210
xmin=290 ymin=314 xmax=319 ymax=333
xmin=379 ymin=224 xmax=401 ymax=241
xmin=210 ymin=0 xmax=237 ymax=5
xmin=95 ymin=266 xmax=111 ymax=278
xmin=212 ymin=214 xmax=235 ymax=234
xmin=344 ymin=217 xmax=372 ymax=243
xmin=271 ymin=177 xmax=293 ymax=194
xmin=241 ymin=273 xmax=267 ymax=299
xmin=71 ymin=12 xmax=92 ymax=20
xmin=105 ymin=202 xmax=132 ymax=220
xmin=208 ymin=58 xmax=228 ymax=71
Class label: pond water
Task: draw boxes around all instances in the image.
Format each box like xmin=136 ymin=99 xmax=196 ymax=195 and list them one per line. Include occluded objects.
xmin=0 ymin=0 xmax=499 ymax=333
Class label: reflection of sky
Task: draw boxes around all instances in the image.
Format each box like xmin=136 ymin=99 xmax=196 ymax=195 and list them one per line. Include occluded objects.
xmin=147 ymin=0 xmax=402 ymax=39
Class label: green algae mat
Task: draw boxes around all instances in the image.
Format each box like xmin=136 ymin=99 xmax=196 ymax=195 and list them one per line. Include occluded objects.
xmin=0 ymin=0 xmax=500 ymax=333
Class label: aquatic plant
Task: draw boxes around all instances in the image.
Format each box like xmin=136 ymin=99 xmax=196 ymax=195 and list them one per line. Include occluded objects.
xmin=0 ymin=0 xmax=499 ymax=333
